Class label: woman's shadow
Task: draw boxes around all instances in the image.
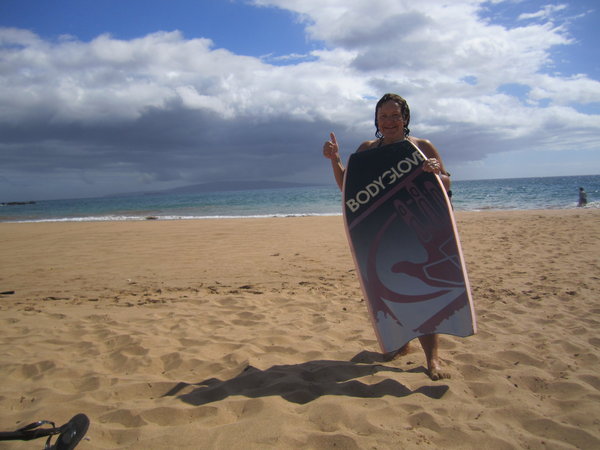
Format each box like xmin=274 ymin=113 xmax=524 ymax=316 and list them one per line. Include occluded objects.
xmin=163 ymin=351 xmax=448 ymax=406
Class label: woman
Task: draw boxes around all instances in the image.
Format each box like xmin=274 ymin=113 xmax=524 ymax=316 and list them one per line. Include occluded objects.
xmin=322 ymin=93 xmax=451 ymax=380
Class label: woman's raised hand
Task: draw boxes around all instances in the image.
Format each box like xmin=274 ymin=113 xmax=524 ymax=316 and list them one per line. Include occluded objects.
xmin=322 ymin=132 xmax=339 ymax=160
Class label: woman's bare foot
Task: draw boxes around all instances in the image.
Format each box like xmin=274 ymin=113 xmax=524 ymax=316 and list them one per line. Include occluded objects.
xmin=419 ymin=334 xmax=451 ymax=380
xmin=427 ymin=359 xmax=451 ymax=381
xmin=383 ymin=342 xmax=411 ymax=361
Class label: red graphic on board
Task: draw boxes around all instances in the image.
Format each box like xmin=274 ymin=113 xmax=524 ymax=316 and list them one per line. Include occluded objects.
xmin=364 ymin=179 xmax=469 ymax=336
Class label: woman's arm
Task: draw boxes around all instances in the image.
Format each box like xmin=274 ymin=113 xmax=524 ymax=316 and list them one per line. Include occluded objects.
xmin=412 ymin=137 xmax=451 ymax=193
xmin=322 ymin=132 xmax=345 ymax=190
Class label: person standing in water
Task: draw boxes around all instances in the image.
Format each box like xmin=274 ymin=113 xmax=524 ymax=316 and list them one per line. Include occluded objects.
xmin=322 ymin=93 xmax=452 ymax=380
xmin=578 ymin=187 xmax=588 ymax=207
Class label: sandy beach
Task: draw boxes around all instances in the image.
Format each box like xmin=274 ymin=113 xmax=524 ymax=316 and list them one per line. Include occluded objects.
xmin=1 ymin=209 xmax=599 ymax=449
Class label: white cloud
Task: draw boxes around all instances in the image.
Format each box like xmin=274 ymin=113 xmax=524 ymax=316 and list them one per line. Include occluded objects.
xmin=529 ymin=73 xmax=600 ymax=105
xmin=518 ymin=4 xmax=568 ymax=21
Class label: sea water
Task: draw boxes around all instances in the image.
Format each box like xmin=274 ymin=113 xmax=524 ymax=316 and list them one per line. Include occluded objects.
xmin=451 ymin=175 xmax=600 ymax=211
xmin=1 ymin=175 xmax=598 ymax=223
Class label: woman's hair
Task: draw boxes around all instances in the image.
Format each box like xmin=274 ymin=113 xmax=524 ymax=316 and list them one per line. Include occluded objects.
xmin=375 ymin=93 xmax=411 ymax=138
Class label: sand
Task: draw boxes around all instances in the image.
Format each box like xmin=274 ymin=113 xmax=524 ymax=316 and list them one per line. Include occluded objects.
xmin=0 ymin=209 xmax=599 ymax=449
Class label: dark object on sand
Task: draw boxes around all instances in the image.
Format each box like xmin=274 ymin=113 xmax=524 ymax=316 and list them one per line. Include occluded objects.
xmin=0 ymin=413 xmax=89 ymax=449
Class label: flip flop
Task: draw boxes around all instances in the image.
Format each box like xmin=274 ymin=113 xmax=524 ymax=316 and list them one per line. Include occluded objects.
xmin=51 ymin=413 xmax=90 ymax=450
xmin=0 ymin=413 xmax=89 ymax=449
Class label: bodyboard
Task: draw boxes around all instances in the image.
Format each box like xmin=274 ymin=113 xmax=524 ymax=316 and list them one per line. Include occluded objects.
xmin=342 ymin=140 xmax=476 ymax=354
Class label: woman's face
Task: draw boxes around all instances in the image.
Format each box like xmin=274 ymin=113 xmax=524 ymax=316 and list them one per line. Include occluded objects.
xmin=376 ymin=101 xmax=405 ymax=140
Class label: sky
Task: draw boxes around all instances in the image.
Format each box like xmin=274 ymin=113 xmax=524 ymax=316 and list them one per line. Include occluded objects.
xmin=1 ymin=0 xmax=599 ymax=201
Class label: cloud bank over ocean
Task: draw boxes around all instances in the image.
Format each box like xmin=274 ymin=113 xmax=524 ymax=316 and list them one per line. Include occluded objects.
xmin=1 ymin=0 xmax=599 ymax=200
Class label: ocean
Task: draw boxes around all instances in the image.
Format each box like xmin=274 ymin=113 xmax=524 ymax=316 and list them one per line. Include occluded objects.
xmin=1 ymin=175 xmax=598 ymax=223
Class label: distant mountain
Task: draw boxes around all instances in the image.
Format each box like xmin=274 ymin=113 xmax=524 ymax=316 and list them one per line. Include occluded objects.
xmin=160 ymin=180 xmax=322 ymax=194
xmin=101 ymin=180 xmax=326 ymax=199
xmin=0 ymin=201 xmax=36 ymax=206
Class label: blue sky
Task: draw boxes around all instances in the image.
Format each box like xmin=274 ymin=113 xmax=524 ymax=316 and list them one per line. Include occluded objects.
xmin=1 ymin=0 xmax=599 ymax=200
xmin=0 ymin=0 xmax=316 ymax=58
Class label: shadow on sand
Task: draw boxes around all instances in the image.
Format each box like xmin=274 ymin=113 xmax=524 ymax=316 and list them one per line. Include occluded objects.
xmin=163 ymin=351 xmax=448 ymax=406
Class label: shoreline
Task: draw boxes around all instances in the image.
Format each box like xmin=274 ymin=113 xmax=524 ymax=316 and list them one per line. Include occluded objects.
xmin=0 ymin=212 xmax=344 ymax=224
xmin=2 ymin=205 xmax=598 ymax=224
xmin=1 ymin=209 xmax=599 ymax=448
